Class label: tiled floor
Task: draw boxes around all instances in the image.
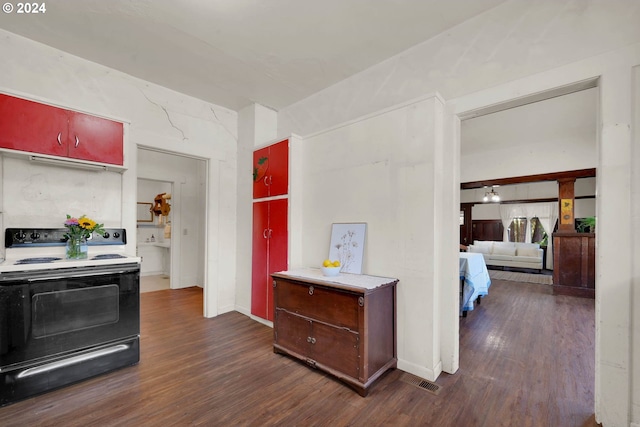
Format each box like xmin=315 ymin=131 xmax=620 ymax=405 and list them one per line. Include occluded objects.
xmin=140 ymin=274 xmax=170 ymax=293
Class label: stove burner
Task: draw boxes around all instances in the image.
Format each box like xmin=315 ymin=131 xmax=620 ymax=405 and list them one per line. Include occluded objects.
xmin=15 ymin=257 xmax=62 ymax=265
xmin=91 ymin=254 xmax=126 ymax=260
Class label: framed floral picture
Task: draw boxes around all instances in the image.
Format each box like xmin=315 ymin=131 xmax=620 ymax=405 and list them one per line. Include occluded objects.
xmin=329 ymin=223 xmax=366 ymax=274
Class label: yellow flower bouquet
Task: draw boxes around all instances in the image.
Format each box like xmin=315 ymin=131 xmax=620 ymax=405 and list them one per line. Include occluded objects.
xmin=64 ymin=214 xmax=105 ymax=259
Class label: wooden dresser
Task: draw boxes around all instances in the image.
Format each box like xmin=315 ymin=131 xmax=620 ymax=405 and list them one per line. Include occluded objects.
xmin=271 ymin=269 xmax=398 ymax=396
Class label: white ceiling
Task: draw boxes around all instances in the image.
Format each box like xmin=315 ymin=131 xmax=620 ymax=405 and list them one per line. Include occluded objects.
xmin=0 ymin=0 xmax=506 ymax=111
xmin=461 ymin=88 xmax=598 ymax=155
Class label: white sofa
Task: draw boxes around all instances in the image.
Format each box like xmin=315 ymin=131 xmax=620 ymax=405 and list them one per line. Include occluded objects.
xmin=467 ymin=240 xmax=544 ymax=271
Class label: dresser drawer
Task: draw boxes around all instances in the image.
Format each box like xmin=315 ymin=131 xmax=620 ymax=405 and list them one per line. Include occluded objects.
xmin=311 ymin=320 xmax=359 ymax=378
xmin=274 ymin=279 xmax=359 ymax=330
xmin=274 ymin=309 xmax=311 ymax=356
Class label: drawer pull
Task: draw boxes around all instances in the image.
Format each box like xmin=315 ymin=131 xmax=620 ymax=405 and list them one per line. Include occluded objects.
xmin=358 ymin=297 xmax=364 ymax=307
xmin=308 ymin=286 xmax=314 ymax=296
xmin=272 ymin=280 xmax=277 ymax=288
xmin=307 ymin=336 xmax=316 ymax=344
xmin=57 ymin=132 xmax=62 ymax=145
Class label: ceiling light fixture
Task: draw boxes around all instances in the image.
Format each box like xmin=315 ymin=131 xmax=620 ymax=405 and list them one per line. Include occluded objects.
xmin=483 ymin=187 xmax=500 ymax=203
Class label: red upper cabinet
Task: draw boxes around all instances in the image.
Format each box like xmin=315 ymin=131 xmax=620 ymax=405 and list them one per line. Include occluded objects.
xmin=253 ymin=139 xmax=289 ymax=199
xmin=68 ymin=111 xmax=123 ymax=165
xmin=0 ymin=94 xmax=68 ymax=157
xmin=0 ymin=93 xmax=124 ymax=166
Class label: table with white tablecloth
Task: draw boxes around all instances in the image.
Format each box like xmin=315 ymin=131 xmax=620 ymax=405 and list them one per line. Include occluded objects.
xmin=459 ymin=252 xmax=492 ymax=313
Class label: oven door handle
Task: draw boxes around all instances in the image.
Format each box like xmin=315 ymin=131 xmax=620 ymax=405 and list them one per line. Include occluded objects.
xmin=26 ymin=269 xmax=134 ymax=282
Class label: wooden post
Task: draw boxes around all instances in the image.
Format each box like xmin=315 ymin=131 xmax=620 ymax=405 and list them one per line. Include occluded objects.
xmin=557 ymin=178 xmax=576 ymax=232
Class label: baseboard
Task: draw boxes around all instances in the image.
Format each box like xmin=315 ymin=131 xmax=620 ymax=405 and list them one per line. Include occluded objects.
xmin=234 ymin=306 xmax=274 ymax=328
xmin=397 ymin=358 xmax=442 ymax=382
xmin=141 ymin=270 xmax=166 ymax=277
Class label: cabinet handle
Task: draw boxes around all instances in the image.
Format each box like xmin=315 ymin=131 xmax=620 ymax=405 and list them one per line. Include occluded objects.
xmin=306 ymin=337 xmax=316 ymax=344
xmin=308 ymin=286 xmax=314 ymax=296
xmin=74 ymin=135 xmax=80 ymax=148
xmin=263 ymin=176 xmax=269 ymax=187
xmin=263 ymin=229 xmax=268 ymax=239
xmin=57 ymin=132 xmax=62 ymax=145
xmin=268 ymin=229 xmax=273 ymax=238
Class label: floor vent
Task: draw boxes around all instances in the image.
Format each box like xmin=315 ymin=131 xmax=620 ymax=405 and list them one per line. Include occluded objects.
xmin=400 ymin=373 xmax=442 ymax=395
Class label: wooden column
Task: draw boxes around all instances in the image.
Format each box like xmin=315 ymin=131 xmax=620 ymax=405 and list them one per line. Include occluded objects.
xmin=557 ymin=178 xmax=576 ymax=232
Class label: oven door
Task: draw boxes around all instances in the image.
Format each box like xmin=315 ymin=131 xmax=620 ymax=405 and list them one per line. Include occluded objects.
xmin=0 ymin=263 xmax=140 ymax=369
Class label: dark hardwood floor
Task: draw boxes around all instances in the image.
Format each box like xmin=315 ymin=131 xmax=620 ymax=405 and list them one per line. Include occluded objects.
xmin=0 ymin=280 xmax=597 ymax=427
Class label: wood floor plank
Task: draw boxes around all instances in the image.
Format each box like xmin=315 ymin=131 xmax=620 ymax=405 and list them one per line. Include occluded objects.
xmin=0 ymin=282 xmax=598 ymax=427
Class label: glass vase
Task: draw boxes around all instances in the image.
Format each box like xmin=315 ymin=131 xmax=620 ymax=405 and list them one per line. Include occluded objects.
xmin=66 ymin=236 xmax=88 ymax=259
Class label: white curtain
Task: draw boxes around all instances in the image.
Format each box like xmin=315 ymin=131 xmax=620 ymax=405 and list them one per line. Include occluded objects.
xmin=530 ymin=202 xmax=558 ymax=269
xmin=498 ymin=202 xmax=558 ymax=268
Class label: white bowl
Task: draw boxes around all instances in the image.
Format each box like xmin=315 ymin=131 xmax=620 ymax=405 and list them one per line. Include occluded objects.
xmin=321 ymin=266 xmax=341 ymax=277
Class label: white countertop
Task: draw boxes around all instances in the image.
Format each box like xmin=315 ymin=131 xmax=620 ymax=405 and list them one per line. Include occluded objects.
xmin=274 ymin=268 xmax=398 ymax=290
xmin=138 ymin=242 xmax=170 ymax=248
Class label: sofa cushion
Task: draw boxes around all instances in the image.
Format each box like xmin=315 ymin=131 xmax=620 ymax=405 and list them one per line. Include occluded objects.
xmin=492 ymin=245 xmax=516 ymax=256
xmin=515 ymin=256 xmax=543 ymax=263
xmin=470 ymin=242 xmax=492 ymax=254
xmin=515 ymin=242 xmax=540 ymax=250
xmin=488 ymin=254 xmax=516 ymax=261
xmin=517 ymin=247 xmax=541 ymax=257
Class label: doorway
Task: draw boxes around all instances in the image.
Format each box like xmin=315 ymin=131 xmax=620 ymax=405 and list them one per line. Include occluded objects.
xmin=137 ymin=178 xmax=173 ymax=292
xmin=136 ymin=147 xmax=207 ymax=299
xmin=453 ymin=79 xmax=598 ymax=415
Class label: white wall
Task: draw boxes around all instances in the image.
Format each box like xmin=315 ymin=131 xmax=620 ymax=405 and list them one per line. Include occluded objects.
xmin=631 ymin=64 xmax=640 ymax=427
xmin=300 ymin=95 xmax=448 ymax=381
xmin=278 ymin=0 xmax=640 ymax=138
xmin=2 ymin=158 xmax=123 ymax=227
xmin=0 ymin=29 xmax=238 ymax=317
xmin=276 ymin=2 xmax=640 ymax=425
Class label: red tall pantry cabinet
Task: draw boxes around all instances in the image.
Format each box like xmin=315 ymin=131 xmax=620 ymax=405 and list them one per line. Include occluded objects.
xmin=251 ymin=139 xmax=289 ymax=321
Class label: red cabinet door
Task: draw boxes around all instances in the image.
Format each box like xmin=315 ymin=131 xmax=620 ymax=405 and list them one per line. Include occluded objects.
xmin=68 ymin=111 xmax=124 ymax=165
xmin=0 ymin=93 xmax=68 ymax=157
xmin=251 ymin=198 xmax=288 ymax=321
xmin=268 ymin=139 xmax=289 ymax=197
xmin=266 ymin=198 xmax=288 ymax=320
xmin=251 ymin=201 xmax=270 ymax=319
xmin=252 ymin=139 xmax=288 ymax=199
xmin=253 ymin=146 xmax=270 ymax=199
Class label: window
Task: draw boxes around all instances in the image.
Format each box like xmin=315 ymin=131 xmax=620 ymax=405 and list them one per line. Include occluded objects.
xmin=508 ymin=216 xmax=547 ymax=244
xmin=507 ymin=217 xmax=527 ymax=242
